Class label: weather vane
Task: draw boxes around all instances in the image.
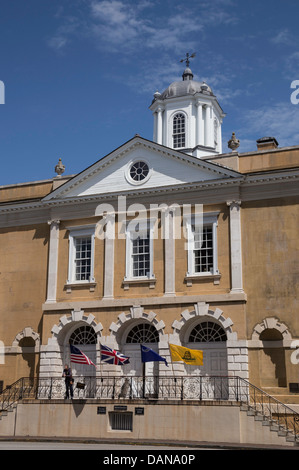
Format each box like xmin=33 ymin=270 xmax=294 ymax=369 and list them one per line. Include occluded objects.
xmin=180 ymin=52 xmax=196 ymax=68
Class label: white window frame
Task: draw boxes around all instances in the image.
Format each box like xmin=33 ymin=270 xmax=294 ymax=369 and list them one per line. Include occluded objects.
xmin=67 ymin=225 xmax=96 ymax=284
xmin=172 ymin=112 xmax=186 ymax=149
xmin=185 ymin=212 xmax=219 ymax=278
xmin=124 ymin=218 xmax=155 ymax=281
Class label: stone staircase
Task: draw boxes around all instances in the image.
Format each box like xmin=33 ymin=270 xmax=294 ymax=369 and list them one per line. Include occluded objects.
xmin=240 ymin=403 xmax=299 ymax=446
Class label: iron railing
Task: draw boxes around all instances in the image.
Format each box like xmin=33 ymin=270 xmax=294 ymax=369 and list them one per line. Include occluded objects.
xmin=1 ymin=375 xmax=299 ymax=441
xmin=0 ymin=375 xmax=241 ymax=406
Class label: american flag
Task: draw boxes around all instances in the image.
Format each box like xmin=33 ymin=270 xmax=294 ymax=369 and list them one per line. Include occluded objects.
xmin=70 ymin=344 xmax=96 ymax=367
xmin=100 ymin=344 xmax=130 ymax=365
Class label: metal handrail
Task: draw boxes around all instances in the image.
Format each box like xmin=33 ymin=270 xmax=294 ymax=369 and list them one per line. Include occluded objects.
xmin=1 ymin=375 xmax=298 ymax=440
xmin=237 ymin=377 xmax=299 ymax=439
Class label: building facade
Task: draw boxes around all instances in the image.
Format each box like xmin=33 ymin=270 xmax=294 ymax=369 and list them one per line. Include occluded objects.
xmin=0 ymin=64 xmax=298 ymax=400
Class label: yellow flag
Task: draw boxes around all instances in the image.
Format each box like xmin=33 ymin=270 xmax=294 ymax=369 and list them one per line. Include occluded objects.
xmin=169 ymin=344 xmax=203 ymax=366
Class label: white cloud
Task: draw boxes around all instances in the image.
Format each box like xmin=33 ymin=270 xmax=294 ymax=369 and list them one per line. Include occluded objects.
xmin=48 ymin=0 xmax=239 ymax=55
xmin=88 ymin=0 xmax=203 ymax=54
xmin=47 ymin=16 xmax=80 ymax=52
xmin=46 ymin=0 xmax=242 ymax=95
xmin=48 ymin=35 xmax=68 ymax=51
xmin=271 ymin=28 xmax=293 ymax=46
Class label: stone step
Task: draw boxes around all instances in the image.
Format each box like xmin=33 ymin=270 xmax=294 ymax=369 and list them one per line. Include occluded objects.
xmin=286 ymin=435 xmax=296 ymax=443
xmin=254 ymin=414 xmax=264 ymax=421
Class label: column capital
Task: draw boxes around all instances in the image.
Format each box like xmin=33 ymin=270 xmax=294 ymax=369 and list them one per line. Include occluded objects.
xmin=48 ymin=219 xmax=60 ymax=226
xmin=226 ymin=200 xmax=241 ymax=208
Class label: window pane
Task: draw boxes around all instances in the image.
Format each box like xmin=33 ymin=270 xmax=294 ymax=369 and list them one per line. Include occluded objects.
xmin=126 ymin=323 xmax=159 ymax=343
xmin=193 ymin=226 xmax=213 ymax=273
xmin=75 ymin=236 xmax=92 ymax=281
xmin=189 ymin=321 xmax=227 ymax=342
xmin=70 ymin=325 xmax=97 ymax=345
xmin=132 ymin=233 xmax=150 ymax=277
xmin=173 ymin=113 xmax=186 ymax=148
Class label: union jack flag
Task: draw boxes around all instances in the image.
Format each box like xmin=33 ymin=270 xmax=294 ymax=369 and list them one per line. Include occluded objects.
xmin=70 ymin=344 xmax=96 ymax=367
xmin=100 ymin=344 xmax=130 ymax=365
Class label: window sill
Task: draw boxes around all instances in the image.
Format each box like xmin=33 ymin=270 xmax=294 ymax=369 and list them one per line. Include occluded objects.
xmin=65 ymin=281 xmax=96 ymax=293
xmin=122 ymin=277 xmax=156 ymax=291
xmin=185 ymin=273 xmax=221 ymax=286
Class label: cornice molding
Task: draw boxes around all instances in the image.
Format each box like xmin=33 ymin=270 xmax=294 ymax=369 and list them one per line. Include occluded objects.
xmin=0 ymin=166 xmax=298 ymax=216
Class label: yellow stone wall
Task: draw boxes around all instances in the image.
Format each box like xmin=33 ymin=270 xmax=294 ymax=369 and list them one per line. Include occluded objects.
xmin=0 ymin=145 xmax=298 ymax=393
xmin=242 ymin=196 xmax=299 ymax=388
xmin=0 ymin=224 xmax=48 ymax=384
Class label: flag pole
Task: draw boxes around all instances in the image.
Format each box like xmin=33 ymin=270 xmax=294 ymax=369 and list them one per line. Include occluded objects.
xmin=142 ymin=361 xmax=146 ymax=399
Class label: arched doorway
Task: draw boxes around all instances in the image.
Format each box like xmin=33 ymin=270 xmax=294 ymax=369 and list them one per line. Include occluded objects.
xmin=122 ymin=321 xmax=159 ymax=397
xmin=185 ymin=320 xmax=228 ymax=376
xmin=251 ymin=317 xmax=290 ymax=389
xmin=64 ymin=324 xmax=97 ymax=396
xmin=18 ymin=337 xmax=38 ymax=380
xmin=183 ymin=319 xmax=228 ymax=399
xmin=259 ymin=329 xmax=286 ymax=388
xmin=122 ymin=322 xmax=159 ymax=376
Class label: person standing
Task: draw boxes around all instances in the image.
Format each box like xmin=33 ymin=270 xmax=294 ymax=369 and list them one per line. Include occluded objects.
xmin=62 ymin=364 xmax=74 ymax=399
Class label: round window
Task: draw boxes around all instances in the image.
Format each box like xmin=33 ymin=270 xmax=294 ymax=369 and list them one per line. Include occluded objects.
xmin=129 ymin=161 xmax=150 ymax=182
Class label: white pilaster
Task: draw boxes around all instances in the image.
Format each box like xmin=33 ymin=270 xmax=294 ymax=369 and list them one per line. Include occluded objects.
xmin=103 ymin=214 xmax=115 ymax=299
xmin=153 ymin=111 xmax=157 ymax=142
xmin=164 ymin=210 xmax=175 ymax=296
xmin=204 ymin=105 xmax=211 ymax=147
xmin=196 ymin=101 xmax=203 ymax=146
xmin=210 ymin=107 xmax=215 ymax=148
xmin=218 ymin=118 xmax=223 ymax=153
xmin=156 ymin=107 xmax=163 ymax=145
xmin=46 ymin=220 xmax=60 ymax=303
xmin=227 ymin=201 xmax=243 ymax=293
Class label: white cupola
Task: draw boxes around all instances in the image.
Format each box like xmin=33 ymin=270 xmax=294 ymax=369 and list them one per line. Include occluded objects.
xmin=149 ymin=54 xmax=226 ymax=158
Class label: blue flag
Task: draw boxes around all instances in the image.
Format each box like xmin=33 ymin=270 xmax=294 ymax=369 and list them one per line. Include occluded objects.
xmin=140 ymin=344 xmax=168 ymax=367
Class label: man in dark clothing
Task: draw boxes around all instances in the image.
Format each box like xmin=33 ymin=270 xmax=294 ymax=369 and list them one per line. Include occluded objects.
xmin=62 ymin=364 xmax=74 ymax=399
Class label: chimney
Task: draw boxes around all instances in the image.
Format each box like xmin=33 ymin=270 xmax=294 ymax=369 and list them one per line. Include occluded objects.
xmin=256 ymin=136 xmax=279 ymax=151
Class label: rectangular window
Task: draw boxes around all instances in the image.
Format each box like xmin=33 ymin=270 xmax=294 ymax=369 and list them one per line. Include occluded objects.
xmin=67 ymin=226 xmax=95 ymax=284
xmin=132 ymin=233 xmax=150 ymax=277
xmin=173 ymin=132 xmax=185 ymax=149
xmin=124 ymin=219 xmax=155 ymax=281
xmin=186 ymin=213 xmax=219 ymax=277
xmin=75 ymin=236 xmax=92 ymax=281
xmin=193 ymin=225 xmax=214 ymax=273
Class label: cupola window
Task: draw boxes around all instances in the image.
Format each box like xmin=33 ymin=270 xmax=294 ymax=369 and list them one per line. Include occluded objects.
xmin=173 ymin=113 xmax=185 ymax=148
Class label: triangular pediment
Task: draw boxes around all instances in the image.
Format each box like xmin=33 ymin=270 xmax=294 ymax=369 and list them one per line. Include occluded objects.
xmin=44 ymin=136 xmax=241 ymax=201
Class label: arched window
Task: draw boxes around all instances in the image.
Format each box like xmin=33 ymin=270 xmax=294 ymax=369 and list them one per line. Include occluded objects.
xmin=126 ymin=323 xmax=159 ymax=344
xmin=173 ymin=113 xmax=186 ymax=148
xmin=189 ymin=321 xmax=227 ymax=342
xmin=69 ymin=325 xmax=97 ymax=345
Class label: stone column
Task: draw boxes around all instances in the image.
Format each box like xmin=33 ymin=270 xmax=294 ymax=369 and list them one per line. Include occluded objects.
xmin=46 ymin=219 xmax=60 ymax=303
xmin=227 ymin=201 xmax=243 ymax=293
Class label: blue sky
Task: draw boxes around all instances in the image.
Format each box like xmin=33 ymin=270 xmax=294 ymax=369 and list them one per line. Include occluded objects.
xmin=1 ymin=0 xmax=299 ymax=185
